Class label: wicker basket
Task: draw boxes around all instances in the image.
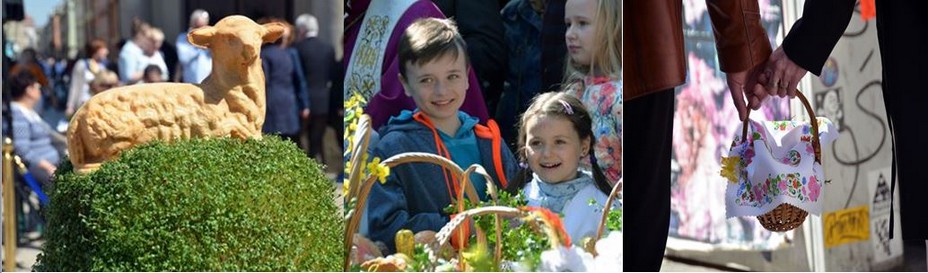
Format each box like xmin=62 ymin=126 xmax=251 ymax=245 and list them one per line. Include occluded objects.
xmin=428 ymin=183 xmax=622 ymax=269
xmin=740 ymin=91 xmax=821 ymax=232
xmin=342 ymin=114 xmax=502 ymax=270
xmin=589 ymin=179 xmax=621 ymax=255
xmin=426 ymin=206 xmax=566 ymax=270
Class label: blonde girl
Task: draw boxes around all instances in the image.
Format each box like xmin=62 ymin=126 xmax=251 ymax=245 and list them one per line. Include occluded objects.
xmin=562 ymin=0 xmax=622 ymax=185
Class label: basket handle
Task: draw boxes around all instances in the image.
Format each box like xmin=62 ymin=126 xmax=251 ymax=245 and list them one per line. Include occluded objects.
xmin=740 ymin=91 xmax=821 ymax=162
xmin=343 ymin=152 xmax=481 ymax=271
xmin=591 ymin=179 xmax=621 ymax=255
xmin=460 ymin=164 xmax=505 ymax=264
xmin=427 ymin=206 xmax=562 ymax=269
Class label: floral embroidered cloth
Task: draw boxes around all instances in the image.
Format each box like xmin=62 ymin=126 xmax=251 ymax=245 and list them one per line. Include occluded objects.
xmin=573 ymin=77 xmax=622 ymax=184
xmin=722 ymin=118 xmax=837 ymax=218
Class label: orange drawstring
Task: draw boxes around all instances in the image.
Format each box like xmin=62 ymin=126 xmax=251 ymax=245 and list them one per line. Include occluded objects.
xmin=413 ymin=112 xmax=460 ymax=202
xmin=473 ymin=120 xmax=508 ymax=189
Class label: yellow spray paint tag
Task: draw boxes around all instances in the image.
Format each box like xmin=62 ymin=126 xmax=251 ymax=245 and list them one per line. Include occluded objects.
xmin=824 ymin=205 xmax=869 ymax=248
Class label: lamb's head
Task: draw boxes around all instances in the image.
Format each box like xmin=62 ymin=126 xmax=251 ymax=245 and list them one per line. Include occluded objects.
xmin=188 ymin=15 xmax=285 ymax=68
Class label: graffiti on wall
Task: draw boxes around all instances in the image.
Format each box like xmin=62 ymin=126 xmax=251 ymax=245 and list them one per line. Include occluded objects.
xmin=810 ymin=3 xmax=902 ymax=270
xmin=867 ymin=168 xmax=903 ymax=263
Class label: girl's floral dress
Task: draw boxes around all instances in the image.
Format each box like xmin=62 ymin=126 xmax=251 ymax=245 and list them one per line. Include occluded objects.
xmin=572 ymin=77 xmax=622 ymax=184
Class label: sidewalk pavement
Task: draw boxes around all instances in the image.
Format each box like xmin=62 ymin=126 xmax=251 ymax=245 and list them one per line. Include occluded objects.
xmin=661 ymin=241 xmax=927 ymax=272
xmin=1 ymin=236 xmax=43 ymax=271
xmin=662 ymin=256 xmax=726 ymax=272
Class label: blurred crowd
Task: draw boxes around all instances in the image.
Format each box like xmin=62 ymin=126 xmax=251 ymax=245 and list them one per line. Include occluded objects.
xmin=2 ymin=10 xmax=343 ymax=187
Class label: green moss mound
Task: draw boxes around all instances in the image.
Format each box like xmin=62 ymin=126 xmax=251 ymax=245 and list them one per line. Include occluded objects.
xmin=35 ymin=137 xmax=344 ymax=271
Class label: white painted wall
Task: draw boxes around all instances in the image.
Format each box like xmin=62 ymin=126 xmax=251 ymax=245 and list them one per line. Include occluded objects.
xmin=809 ymin=3 xmax=904 ymax=272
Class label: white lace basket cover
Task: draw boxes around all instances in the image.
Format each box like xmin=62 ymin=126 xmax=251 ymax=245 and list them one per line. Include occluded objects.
xmin=723 ymin=118 xmax=838 ymax=218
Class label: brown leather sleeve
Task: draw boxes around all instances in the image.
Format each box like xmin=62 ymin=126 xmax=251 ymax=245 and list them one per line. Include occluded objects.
xmin=624 ymin=0 xmax=686 ymax=100
xmin=706 ymin=0 xmax=772 ymax=73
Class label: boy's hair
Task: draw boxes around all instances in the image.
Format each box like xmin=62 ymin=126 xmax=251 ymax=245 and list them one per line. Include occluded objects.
xmin=10 ymin=71 xmax=37 ymax=100
xmin=143 ymin=64 xmax=163 ymax=76
xmin=397 ymin=18 xmax=468 ymax=80
xmin=564 ymin=0 xmax=621 ymax=87
xmin=506 ymin=91 xmax=612 ymax=195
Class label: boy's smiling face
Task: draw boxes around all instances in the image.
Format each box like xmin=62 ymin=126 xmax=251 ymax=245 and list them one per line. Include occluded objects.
xmin=400 ymin=49 xmax=469 ymax=127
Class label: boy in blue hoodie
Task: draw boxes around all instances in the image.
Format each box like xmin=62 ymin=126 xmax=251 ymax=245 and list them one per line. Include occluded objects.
xmin=365 ymin=17 xmax=518 ymax=254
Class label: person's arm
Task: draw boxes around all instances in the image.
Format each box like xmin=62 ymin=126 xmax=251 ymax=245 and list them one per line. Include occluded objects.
xmin=499 ymin=130 xmax=520 ymax=187
xmin=331 ymin=56 xmax=344 ymax=117
xmin=706 ymin=0 xmax=772 ymax=120
xmin=156 ymin=53 xmax=170 ymax=82
xmin=176 ymin=33 xmax=200 ymax=65
xmin=781 ymin=0 xmax=856 ymax=76
xmin=262 ymin=53 xmax=271 ymax=90
xmin=11 ymin=112 xmax=52 ymax=172
xmin=118 ymin=48 xmax=142 ymax=84
xmin=705 ymin=0 xmax=772 ymax=73
xmin=67 ymin=60 xmax=87 ymax=115
xmin=757 ymin=0 xmax=855 ymax=98
xmin=365 ymin=148 xmax=450 ymax=254
xmin=289 ymin=49 xmax=310 ymax=118
xmin=118 ymin=48 xmax=132 ymax=83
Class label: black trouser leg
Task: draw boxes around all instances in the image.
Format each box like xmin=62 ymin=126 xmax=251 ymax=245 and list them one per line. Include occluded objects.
xmin=308 ymin=114 xmax=329 ymax=160
xmin=624 ymin=89 xmax=675 ymax=271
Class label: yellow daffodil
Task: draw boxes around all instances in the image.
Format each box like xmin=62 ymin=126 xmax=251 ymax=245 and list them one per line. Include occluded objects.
xmin=344 ymin=160 xmax=353 ymax=177
xmin=347 ymin=121 xmax=358 ymax=134
xmin=342 ymin=178 xmax=349 ymax=196
xmin=461 ymin=240 xmax=493 ymax=271
xmin=720 ymin=156 xmax=741 ymax=183
xmin=345 ymin=92 xmax=367 ymax=110
xmin=345 ymin=138 xmax=354 ymax=153
xmin=368 ymin=157 xmax=391 ymax=184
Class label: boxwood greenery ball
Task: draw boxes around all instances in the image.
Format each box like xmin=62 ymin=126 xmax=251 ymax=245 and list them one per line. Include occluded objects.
xmin=35 ymin=137 xmax=343 ymax=271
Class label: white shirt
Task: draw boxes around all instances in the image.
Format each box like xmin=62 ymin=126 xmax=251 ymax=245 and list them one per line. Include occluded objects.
xmin=118 ymin=40 xmax=168 ymax=84
xmin=524 ymin=172 xmax=616 ymax=243
xmin=176 ymin=31 xmax=212 ymax=83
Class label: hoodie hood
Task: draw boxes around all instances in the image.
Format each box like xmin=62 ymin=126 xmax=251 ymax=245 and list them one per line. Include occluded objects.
xmin=380 ymin=109 xmax=479 ymax=139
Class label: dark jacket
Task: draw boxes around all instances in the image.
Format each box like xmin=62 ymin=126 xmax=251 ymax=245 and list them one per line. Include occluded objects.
xmin=874 ymin=0 xmax=928 ymax=241
xmin=261 ymin=45 xmax=307 ymax=135
xmin=624 ymin=0 xmax=686 ymax=100
xmin=541 ymin=0 xmax=567 ymax=92
xmin=791 ymin=0 xmax=928 ymax=241
xmin=431 ymin=0 xmax=508 ymax=109
xmin=294 ymin=37 xmax=337 ymax=115
xmin=366 ymin=110 xmax=518 ymax=253
xmin=497 ymin=0 xmax=543 ymax=148
xmin=780 ymin=0 xmax=854 ymax=76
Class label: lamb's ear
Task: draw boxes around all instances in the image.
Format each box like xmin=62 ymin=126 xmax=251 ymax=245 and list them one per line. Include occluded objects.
xmin=188 ymin=26 xmax=216 ymax=48
xmin=261 ymin=22 xmax=286 ymax=44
